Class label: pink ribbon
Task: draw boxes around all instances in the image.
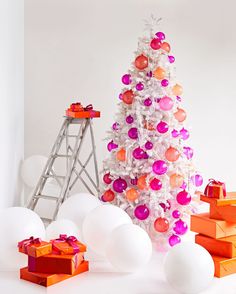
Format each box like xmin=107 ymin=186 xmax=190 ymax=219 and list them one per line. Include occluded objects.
xmin=204 ymin=178 xmax=226 ymax=197
xmin=18 ymin=236 xmax=41 ymax=253
xmin=84 ymin=104 xmax=93 ymax=111
xmin=52 ymin=234 xmax=80 ymax=254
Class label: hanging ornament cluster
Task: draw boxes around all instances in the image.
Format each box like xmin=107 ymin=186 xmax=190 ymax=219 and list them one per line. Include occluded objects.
xmin=101 ymin=25 xmax=202 ymax=250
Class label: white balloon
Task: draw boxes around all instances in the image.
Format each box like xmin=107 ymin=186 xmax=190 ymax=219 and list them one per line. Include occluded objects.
xmin=106 ymin=224 xmax=152 ymax=272
xmin=46 ymin=219 xmax=79 ymax=241
xmin=57 ymin=193 xmax=101 ymax=235
xmin=164 ymin=242 xmax=214 ymax=294
xmin=21 ymin=155 xmax=48 ymax=187
xmin=0 ymin=207 xmax=45 ymax=270
xmin=82 ymin=204 xmax=132 ymax=256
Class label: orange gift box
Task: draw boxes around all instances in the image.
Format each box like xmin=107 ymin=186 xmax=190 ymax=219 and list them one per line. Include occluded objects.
xmin=28 ymin=252 xmax=84 ymax=274
xmin=18 ymin=237 xmax=52 ymax=258
xmin=210 ymin=204 xmax=236 ymax=222
xmin=20 ymin=260 xmax=89 ymax=287
xmin=200 ymin=194 xmax=236 ymax=207
xmin=190 ymin=213 xmax=236 ymax=238
xmin=52 ymin=235 xmax=86 ymax=255
xmin=195 ymin=234 xmax=236 ymax=258
xmin=66 ymin=109 xmax=100 ymax=119
xmin=212 ymin=255 xmax=236 ymax=278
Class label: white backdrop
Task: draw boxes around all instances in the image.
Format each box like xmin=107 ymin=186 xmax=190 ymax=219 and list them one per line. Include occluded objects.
xmin=0 ymin=0 xmax=24 ymax=209
xmin=25 ymin=0 xmax=236 ymax=193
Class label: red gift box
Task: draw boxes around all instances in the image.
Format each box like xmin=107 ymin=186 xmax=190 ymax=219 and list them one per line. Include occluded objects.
xmin=28 ymin=252 xmax=84 ymax=274
xmin=204 ymin=179 xmax=226 ymax=199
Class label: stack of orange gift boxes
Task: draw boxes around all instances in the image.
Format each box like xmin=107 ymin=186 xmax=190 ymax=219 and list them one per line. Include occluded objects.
xmin=18 ymin=234 xmax=88 ymax=287
xmin=191 ymin=179 xmax=236 ymax=278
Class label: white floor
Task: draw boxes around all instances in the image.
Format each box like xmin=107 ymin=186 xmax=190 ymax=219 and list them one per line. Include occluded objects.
xmin=0 ymin=250 xmax=236 ymax=294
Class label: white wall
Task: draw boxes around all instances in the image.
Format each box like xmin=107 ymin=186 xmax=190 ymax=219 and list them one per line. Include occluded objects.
xmin=25 ymin=0 xmax=236 ymax=192
xmin=0 ymin=0 xmax=24 ymax=208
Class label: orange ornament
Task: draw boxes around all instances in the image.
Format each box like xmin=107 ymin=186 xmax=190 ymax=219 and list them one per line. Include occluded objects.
xmin=170 ymin=174 xmax=184 ymax=188
xmin=172 ymin=84 xmax=183 ymax=96
xmin=126 ymin=188 xmax=139 ymax=201
xmin=137 ymin=175 xmax=148 ymax=190
xmin=122 ymin=90 xmax=134 ymax=105
xmin=174 ymin=108 xmax=187 ymax=122
xmin=134 ymin=54 xmax=148 ymax=70
xmin=103 ymin=189 xmax=115 ymax=202
xmin=153 ymin=67 xmax=166 ymax=80
xmin=116 ymin=148 xmax=126 ymax=161
xmin=165 ymin=147 xmax=180 ymax=162
xmin=161 ymin=42 xmax=171 ymax=52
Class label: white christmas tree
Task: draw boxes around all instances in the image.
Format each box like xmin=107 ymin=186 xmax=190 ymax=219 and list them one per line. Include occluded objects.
xmin=101 ymin=18 xmax=203 ymax=250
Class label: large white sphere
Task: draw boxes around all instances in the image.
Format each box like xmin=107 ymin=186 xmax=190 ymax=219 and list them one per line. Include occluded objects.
xmin=21 ymin=155 xmax=48 ymax=188
xmin=57 ymin=193 xmax=101 ymax=235
xmin=46 ymin=219 xmax=79 ymax=241
xmin=82 ymin=204 xmax=132 ymax=256
xmin=164 ymin=242 xmax=214 ymax=294
xmin=106 ymin=224 xmax=152 ymax=272
xmin=0 ymin=207 xmax=45 ymax=270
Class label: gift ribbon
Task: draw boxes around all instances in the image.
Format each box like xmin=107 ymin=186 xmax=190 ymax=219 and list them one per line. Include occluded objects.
xmin=84 ymin=104 xmax=93 ymax=111
xmin=204 ymin=179 xmax=226 ymax=197
xmin=18 ymin=236 xmax=41 ymax=253
xmin=70 ymin=103 xmax=93 ymax=112
xmin=52 ymin=234 xmax=80 ymax=254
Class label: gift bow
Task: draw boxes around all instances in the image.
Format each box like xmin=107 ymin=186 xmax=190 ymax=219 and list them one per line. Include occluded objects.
xmin=70 ymin=103 xmax=93 ymax=112
xmin=18 ymin=236 xmax=41 ymax=251
xmin=204 ymin=178 xmax=226 ymax=197
xmin=53 ymin=234 xmax=80 ymax=254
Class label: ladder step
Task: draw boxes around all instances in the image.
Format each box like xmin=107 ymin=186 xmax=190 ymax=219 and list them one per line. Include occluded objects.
xmin=53 ymin=154 xmax=71 ymax=158
xmin=34 ymin=194 xmax=59 ymax=201
xmin=67 ymin=135 xmax=78 ymax=138
xmin=43 ymin=174 xmax=65 ymax=179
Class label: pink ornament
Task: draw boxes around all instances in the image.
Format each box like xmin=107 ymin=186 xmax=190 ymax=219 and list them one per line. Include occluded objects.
xmin=176 ymin=190 xmax=191 ymax=205
xmin=133 ymin=147 xmax=145 ymax=160
xmin=152 ymin=160 xmax=168 ymax=175
xmin=183 ymin=146 xmax=194 ymax=159
xmin=169 ymin=234 xmax=181 ymax=247
xmin=143 ymin=152 xmax=149 ymax=159
xmin=159 ymin=200 xmax=171 ymax=212
xmin=172 ymin=210 xmax=181 ymax=219
xmin=119 ymin=93 xmax=123 ymax=100
xmin=180 ymin=181 xmax=187 ymax=189
xmin=150 ymin=178 xmax=162 ymax=191
xmin=100 ymin=195 xmax=106 ymax=202
xmin=191 ymin=174 xmax=203 ymax=187
xmin=112 ymin=178 xmax=127 ymax=193
xmin=155 ymin=31 xmax=165 ymax=40
xmin=180 ymin=128 xmax=189 ymax=140
xmin=145 ymin=141 xmax=153 ymax=150
xmin=112 ymin=122 xmax=119 ymax=131
xmin=159 ymin=96 xmax=174 ymax=111
xmin=103 ymin=173 xmax=112 ymax=184
xmin=134 ymin=205 xmax=150 ymax=220
xmin=157 ymin=121 xmax=169 ymax=133
xmin=144 ymin=98 xmax=152 ymax=106
xmin=173 ymin=219 xmax=188 ymax=235
xmin=130 ymin=177 xmax=138 ymax=185
xmin=107 ymin=140 xmax=118 ymax=152
xmin=176 ymin=96 xmax=182 ymax=102
xmin=150 ymin=38 xmax=161 ymax=50
xmin=136 ymin=82 xmax=144 ymax=91
xmin=121 ymin=74 xmax=132 ymax=85
xmin=161 ymin=79 xmax=169 ymax=87
xmin=126 ymin=115 xmax=134 ymax=124
xmin=171 ymin=129 xmax=179 ymax=138
xmin=128 ymin=127 xmax=138 ymax=139
xmin=168 ymin=55 xmax=175 ymax=63
xmin=147 ymin=71 xmax=153 ymax=77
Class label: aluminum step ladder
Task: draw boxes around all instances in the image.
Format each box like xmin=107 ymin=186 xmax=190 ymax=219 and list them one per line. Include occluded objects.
xmin=27 ymin=116 xmax=100 ymax=224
